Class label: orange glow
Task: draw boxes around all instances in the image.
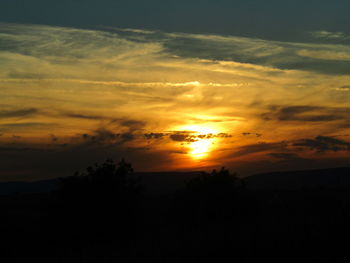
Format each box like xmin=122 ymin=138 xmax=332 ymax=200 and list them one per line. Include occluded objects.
xmin=189 ymin=139 xmax=214 ymax=159
xmin=179 ymin=125 xmax=218 ymax=160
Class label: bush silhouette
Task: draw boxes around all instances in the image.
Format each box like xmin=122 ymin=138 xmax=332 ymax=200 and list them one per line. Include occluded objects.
xmin=173 ymin=167 xmax=242 ymax=228
xmin=186 ymin=167 xmax=239 ymax=197
xmin=59 ymin=158 xmax=139 ymax=197
xmin=54 ymin=159 xmax=141 ymax=241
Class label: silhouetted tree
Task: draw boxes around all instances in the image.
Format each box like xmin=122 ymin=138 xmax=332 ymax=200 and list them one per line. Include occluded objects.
xmin=54 ymin=159 xmax=141 ymax=243
xmin=174 ymin=167 xmax=242 ymax=226
xmin=186 ymin=167 xmax=239 ymax=197
xmin=59 ymin=158 xmax=139 ymax=199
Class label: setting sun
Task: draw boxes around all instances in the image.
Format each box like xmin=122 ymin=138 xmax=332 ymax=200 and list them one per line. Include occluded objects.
xmin=189 ymin=139 xmax=214 ymax=159
xmin=179 ymin=125 xmax=218 ymax=160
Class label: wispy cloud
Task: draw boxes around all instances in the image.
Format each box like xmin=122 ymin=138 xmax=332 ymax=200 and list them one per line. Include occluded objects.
xmin=334 ymin=86 xmax=350 ymax=92
xmin=297 ymin=49 xmax=350 ymax=61
xmin=294 ymin=136 xmax=350 ymax=152
xmin=261 ymin=105 xmax=350 ymax=123
xmin=310 ymin=31 xmax=350 ymax=41
xmin=0 ymin=108 xmax=39 ymax=119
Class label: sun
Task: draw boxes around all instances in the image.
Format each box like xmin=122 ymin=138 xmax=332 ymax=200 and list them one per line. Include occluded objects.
xmin=189 ymin=139 xmax=213 ymax=159
xmin=179 ymin=125 xmax=218 ymax=160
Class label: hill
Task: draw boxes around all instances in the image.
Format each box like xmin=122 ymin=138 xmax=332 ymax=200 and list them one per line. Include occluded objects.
xmin=245 ymin=166 xmax=350 ymax=189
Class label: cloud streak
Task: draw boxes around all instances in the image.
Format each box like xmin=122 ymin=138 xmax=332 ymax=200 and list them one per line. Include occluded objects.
xmin=261 ymin=105 xmax=350 ymax=125
xmin=294 ymin=136 xmax=350 ymax=152
xmin=310 ymin=31 xmax=350 ymax=41
xmin=0 ymin=108 xmax=39 ymax=119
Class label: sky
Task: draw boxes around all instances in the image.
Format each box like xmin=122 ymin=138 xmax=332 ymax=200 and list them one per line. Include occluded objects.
xmin=0 ymin=1 xmax=350 ymax=181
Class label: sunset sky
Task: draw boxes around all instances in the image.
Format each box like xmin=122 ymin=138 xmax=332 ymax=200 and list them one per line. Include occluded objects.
xmin=1 ymin=0 xmax=350 ymax=181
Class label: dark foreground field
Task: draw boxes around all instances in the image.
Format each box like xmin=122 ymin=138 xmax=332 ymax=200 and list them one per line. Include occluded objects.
xmin=1 ymin=161 xmax=350 ymax=263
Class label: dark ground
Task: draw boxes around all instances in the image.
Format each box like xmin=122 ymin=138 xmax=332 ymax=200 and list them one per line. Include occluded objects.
xmin=1 ymin=163 xmax=350 ymax=263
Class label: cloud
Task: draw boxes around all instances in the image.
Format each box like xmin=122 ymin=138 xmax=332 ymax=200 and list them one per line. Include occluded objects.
xmin=89 ymin=128 xmax=120 ymax=142
xmin=334 ymin=86 xmax=350 ymax=92
xmin=62 ymin=112 xmax=108 ymax=120
xmin=242 ymin=132 xmax=262 ymax=137
xmin=232 ymin=142 xmax=288 ymax=157
xmin=120 ymin=120 xmax=146 ymax=130
xmin=214 ymin=133 xmax=233 ymax=138
xmin=80 ymin=127 xmax=142 ymax=145
xmin=144 ymin=133 xmax=166 ymax=139
xmin=168 ymin=131 xmax=232 ymax=142
xmin=169 ymin=133 xmax=197 ymax=143
xmin=0 ymin=122 xmax=55 ymax=132
xmin=293 ymin=136 xmax=350 ymax=152
xmin=297 ymin=49 xmax=350 ymax=61
xmin=231 ymin=135 xmax=350 ymax=159
xmin=160 ymin=30 xmax=350 ymax=75
xmin=310 ymin=31 xmax=350 ymax=40
xmin=2 ymin=23 xmax=349 ymax=84
xmin=268 ymin=152 xmax=303 ymax=161
xmin=0 ymin=108 xmax=39 ymax=119
xmin=262 ymin=105 xmax=350 ymax=122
